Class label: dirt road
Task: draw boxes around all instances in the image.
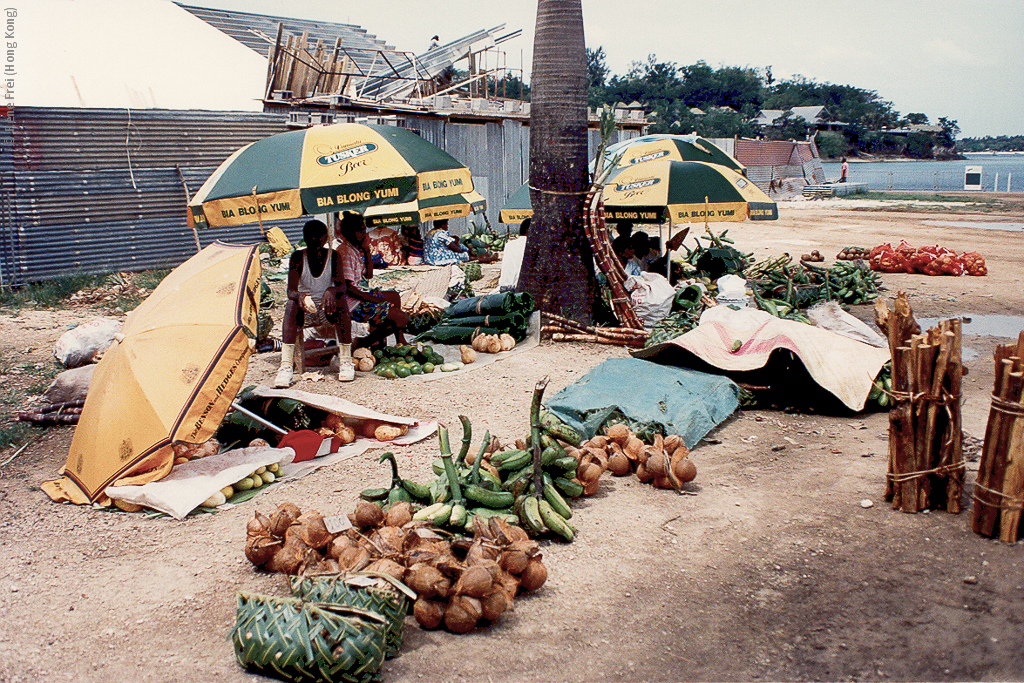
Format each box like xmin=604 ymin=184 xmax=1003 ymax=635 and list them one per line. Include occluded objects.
xmin=1 ymin=196 xmax=1022 ymax=683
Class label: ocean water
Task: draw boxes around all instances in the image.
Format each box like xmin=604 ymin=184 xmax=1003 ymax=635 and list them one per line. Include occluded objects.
xmin=820 ymin=153 xmax=1024 ymax=192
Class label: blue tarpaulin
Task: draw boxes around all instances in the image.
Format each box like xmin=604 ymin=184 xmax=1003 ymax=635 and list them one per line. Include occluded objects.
xmin=544 ymin=358 xmax=740 ymax=449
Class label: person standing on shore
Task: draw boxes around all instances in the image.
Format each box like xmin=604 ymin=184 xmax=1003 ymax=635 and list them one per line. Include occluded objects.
xmin=840 ymin=157 xmax=849 ymax=183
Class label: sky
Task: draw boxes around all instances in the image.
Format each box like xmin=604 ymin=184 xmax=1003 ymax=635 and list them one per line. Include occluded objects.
xmin=192 ymin=1 xmax=1021 ymax=138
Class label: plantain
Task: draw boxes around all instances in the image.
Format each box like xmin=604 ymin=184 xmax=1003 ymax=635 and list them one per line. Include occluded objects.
xmin=542 ymin=482 xmax=573 ymax=520
xmin=519 ymin=495 xmax=546 ymax=536
xmin=495 ymin=450 xmax=532 ymax=472
xmin=430 ymin=503 xmax=453 ymax=526
xmin=360 ymin=487 xmax=390 ymax=502
xmin=464 ymin=484 xmax=515 ymax=509
xmin=448 ymin=502 xmax=468 ymax=529
xmin=538 ymin=498 xmax=574 ymax=542
xmin=412 ymin=502 xmax=445 ymax=522
xmin=553 ymin=476 xmax=584 ymax=498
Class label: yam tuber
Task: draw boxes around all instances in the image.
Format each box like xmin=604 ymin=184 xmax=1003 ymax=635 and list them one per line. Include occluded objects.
xmin=460 ymin=345 xmax=477 ymax=364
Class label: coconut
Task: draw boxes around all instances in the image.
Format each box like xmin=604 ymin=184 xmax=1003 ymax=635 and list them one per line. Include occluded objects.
xmin=296 ymin=512 xmax=332 ymax=549
xmin=405 ymin=563 xmax=450 ymax=599
xmin=454 ymin=565 xmax=494 ymax=598
xmin=652 ymin=475 xmax=674 ymax=490
xmin=663 ymin=434 xmax=682 ymax=453
xmin=671 ymin=442 xmax=692 ymax=460
xmin=244 ymin=535 xmax=281 ymax=567
xmin=354 ymin=500 xmax=385 ymax=529
xmin=366 ymin=558 xmax=406 ymax=582
xmin=586 ymin=435 xmax=609 ymax=450
xmin=673 ymin=456 xmax=697 ymax=483
xmin=607 ymin=451 xmax=632 ymax=476
xmin=584 ymin=447 xmax=609 ymax=469
xmin=635 ymin=461 xmax=655 ymax=483
xmin=645 ymin=452 xmax=667 ymax=477
xmin=385 ymin=501 xmax=414 ymax=527
xmin=480 ymin=588 xmax=512 ymax=621
xmin=624 ymin=435 xmax=645 ymax=461
xmin=503 ymin=523 xmax=530 ymax=543
xmin=325 ymin=534 xmax=356 ymax=561
xmin=413 ymin=597 xmax=445 ymax=629
xmin=519 ymin=558 xmax=548 ymax=592
xmin=583 ymin=477 xmax=601 ymax=496
xmin=500 ymin=548 xmax=529 ymax=575
xmin=356 ymin=357 xmax=375 ymax=372
xmin=496 ymin=569 xmax=521 ymax=598
xmin=352 ymin=347 xmax=373 ymax=361
xmin=247 ymin=511 xmax=271 ymax=536
xmin=372 ymin=526 xmax=407 ymax=555
xmin=576 ymin=461 xmax=602 ymax=484
xmin=269 ymin=507 xmax=300 ymax=538
xmin=444 ymin=596 xmax=479 ymax=633
xmin=465 ymin=540 xmax=500 ymax=565
xmin=265 ymin=532 xmax=313 ymax=575
xmin=336 ymin=546 xmax=371 ymax=572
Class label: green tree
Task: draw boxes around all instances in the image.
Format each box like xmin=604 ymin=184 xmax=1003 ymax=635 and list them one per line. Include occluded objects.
xmin=937 ymin=117 xmax=960 ymax=146
xmin=815 ymin=131 xmax=848 ymax=158
xmin=903 ymin=112 xmax=929 ymax=125
xmin=586 ymin=47 xmax=609 ymax=109
xmin=519 ymin=0 xmax=596 ymax=323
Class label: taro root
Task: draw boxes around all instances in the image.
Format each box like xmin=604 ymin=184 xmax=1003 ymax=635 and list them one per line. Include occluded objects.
xmin=354 ymin=500 xmax=385 ymax=529
xmin=607 ymin=450 xmax=631 ymax=476
xmin=413 ymin=597 xmax=445 ymax=629
xmin=335 ymin=425 xmax=356 ymax=444
xmin=374 ymin=424 xmax=404 ymax=442
xmin=444 ymin=595 xmax=479 ymax=634
xmin=296 ymin=512 xmax=332 ymax=549
xmin=498 ymin=333 xmax=516 ymax=352
xmin=385 ymin=501 xmax=413 ymax=527
xmin=519 ymin=558 xmax=548 ymax=592
xmin=405 ymin=563 xmax=450 ymax=599
xmin=454 ymin=565 xmax=494 ymax=599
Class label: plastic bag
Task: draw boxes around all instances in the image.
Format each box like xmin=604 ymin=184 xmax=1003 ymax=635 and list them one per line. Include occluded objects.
xmin=625 ymin=272 xmax=676 ymax=328
xmin=53 ymin=317 xmax=123 ymax=368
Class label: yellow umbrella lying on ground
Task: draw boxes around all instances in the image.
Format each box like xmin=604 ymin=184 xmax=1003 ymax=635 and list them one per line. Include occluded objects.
xmin=43 ymin=241 xmax=261 ymax=505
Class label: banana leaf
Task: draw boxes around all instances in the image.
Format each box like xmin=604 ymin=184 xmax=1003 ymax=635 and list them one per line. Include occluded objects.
xmin=444 ymin=291 xmax=534 ymax=317
xmin=416 ymin=324 xmax=506 ymax=344
xmin=442 ymin=312 xmax=527 ymax=334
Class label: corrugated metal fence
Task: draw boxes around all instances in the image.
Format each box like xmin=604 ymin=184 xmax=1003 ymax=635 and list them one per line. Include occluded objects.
xmin=0 ymin=107 xmax=636 ymax=285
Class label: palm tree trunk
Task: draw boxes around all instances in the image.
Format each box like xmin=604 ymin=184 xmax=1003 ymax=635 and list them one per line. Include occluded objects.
xmin=518 ymin=0 xmax=596 ymax=324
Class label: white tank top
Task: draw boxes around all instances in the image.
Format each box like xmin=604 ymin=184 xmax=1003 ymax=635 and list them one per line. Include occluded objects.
xmin=298 ymin=248 xmax=333 ymax=303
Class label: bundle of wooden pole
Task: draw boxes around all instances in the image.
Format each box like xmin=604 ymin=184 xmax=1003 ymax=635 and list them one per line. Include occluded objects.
xmin=541 ymin=312 xmax=649 ymax=347
xmin=582 ymin=187 xmax=644 ymax=330
xmin=874 ymin=293 xmax=965 ymax=513
xmin=971 ymin=330 xmax=1024 ymax=541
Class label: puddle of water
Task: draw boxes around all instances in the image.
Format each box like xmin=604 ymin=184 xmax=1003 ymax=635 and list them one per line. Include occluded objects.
xmin=917 ymin=315 xmax=1024 ymax=339
xmin=923 ymin=219 xmax=1023 ymax=232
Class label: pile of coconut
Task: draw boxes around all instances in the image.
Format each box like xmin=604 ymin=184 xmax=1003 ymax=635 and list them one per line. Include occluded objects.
xmin=581 ymin=424 xmax=696 ymax=491
xmin=245 ymin=500 xmax=547 ymax=634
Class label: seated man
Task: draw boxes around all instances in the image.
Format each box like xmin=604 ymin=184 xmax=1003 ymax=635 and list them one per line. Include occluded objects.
xmin=422 ymin=219 xmax=470 ymax=265
xmin=275 ymin=219 xmax=353 ymax=387
xmin=336 ymin=212 xmax=409 ymax=350
xmin=612 ymin=233 xmax=642 ymax=276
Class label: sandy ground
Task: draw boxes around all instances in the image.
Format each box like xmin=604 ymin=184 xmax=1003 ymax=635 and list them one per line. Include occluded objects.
xmin=1 ymin=196 xmax=1023 ymax=683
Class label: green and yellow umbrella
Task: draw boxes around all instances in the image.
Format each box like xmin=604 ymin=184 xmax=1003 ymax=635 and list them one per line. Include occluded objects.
xmin=595 ymin=133 xmax=746 ymax=175
xmin=601 ymin=159 xmax=777 ymax=223
xmin=499 ymin=159 xmax=776 ymax=225
xmin=188 ymin=123 xmax=482 ymax=228
xmin=498 ymin=183 xmax=533 ymax=225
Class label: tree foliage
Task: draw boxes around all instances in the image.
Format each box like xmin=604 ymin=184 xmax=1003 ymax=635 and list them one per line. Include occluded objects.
xmin=582 ymin=50 xmax=961 ymax=157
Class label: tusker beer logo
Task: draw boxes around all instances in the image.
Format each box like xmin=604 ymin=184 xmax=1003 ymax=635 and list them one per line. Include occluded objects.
xmin=316 ymin=142 xmax=378 ymax=166
xmin=629 ymin=150 xmax=669 ymax=164
xmin=614 ymin=177 xmax=659 ymax=193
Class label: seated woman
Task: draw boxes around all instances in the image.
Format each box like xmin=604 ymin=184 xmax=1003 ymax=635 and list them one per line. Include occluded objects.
xmin=275 ymin=219 xmax=353 ymax=386
xmin=336 ymin=212 xmax=409 ymax=350
xmin=400 ymin=224 xmax=425 ymax=265
xmin=422 ymin=219 xmax=470 ymax=265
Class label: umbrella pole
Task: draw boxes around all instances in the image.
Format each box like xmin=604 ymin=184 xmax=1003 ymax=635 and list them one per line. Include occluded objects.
xmin=175 ymin=165 xmax=202 ymax=254
xmin=252 ymin=186 xmax=265 ymax=238
xmin=230 ymin=402 xmax=288 ymax=436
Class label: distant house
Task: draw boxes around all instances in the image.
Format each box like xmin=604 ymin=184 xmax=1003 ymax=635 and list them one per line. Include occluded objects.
xmin=750 ymin=106 xmax=845 ymax=131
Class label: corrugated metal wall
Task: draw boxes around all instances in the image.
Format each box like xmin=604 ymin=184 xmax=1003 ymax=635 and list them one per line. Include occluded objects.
xmin=0 ymin=107 xmax=639 ymax=284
